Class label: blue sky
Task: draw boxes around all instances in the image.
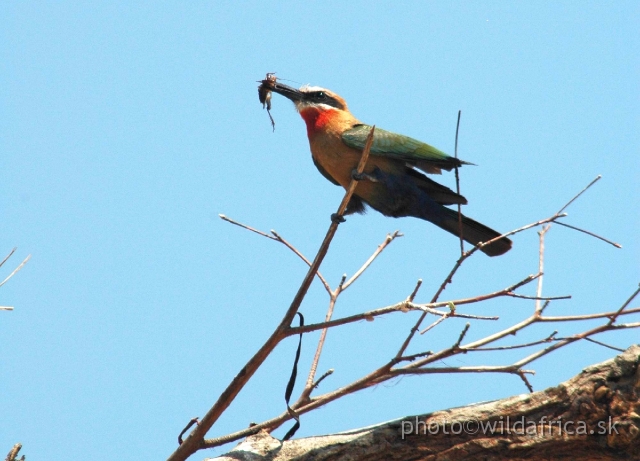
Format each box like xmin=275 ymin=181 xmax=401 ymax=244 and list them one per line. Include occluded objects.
xmin=2 ymin=2 xmax=639 ymax=460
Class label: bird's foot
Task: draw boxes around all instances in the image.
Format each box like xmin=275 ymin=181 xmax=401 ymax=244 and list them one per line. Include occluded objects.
xmin=351 ymin=169 xmax=378 ymax=182
xmin=331 ymin=213 xmax=346 ymax=224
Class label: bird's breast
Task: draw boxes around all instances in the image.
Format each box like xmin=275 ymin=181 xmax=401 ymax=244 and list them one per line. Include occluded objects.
xmin=308 ymin=131 xmax=359 ymax=186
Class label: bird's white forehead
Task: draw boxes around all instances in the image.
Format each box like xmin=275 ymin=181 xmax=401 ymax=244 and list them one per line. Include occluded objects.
xmin=299 ymin=84 xmax=328 ymax=93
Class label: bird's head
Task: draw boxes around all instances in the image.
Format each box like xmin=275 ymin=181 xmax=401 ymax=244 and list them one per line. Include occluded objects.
xmin=269 ymin=83 xmax=348 ymax=113
xmin=268 ymin=82 xmax=353 ymax=136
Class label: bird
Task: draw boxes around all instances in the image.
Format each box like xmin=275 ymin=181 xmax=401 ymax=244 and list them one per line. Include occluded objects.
xmin=264 ymin=81 xmax=512 ymax=257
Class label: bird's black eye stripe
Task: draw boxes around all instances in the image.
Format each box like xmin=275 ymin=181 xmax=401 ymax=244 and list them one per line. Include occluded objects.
xmin=308 ymin=91 xmax=345 ymax=110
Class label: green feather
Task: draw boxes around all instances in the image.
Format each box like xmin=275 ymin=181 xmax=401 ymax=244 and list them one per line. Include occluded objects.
xmin=342 ymin=124 xmax=470 ymax=172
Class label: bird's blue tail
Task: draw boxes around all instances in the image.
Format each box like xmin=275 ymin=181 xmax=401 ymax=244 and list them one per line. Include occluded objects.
xmin=429 ymin=206 xmax=512 ymax=257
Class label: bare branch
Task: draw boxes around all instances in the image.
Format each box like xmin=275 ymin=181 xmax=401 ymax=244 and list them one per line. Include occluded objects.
xmin=312 ymin=369 xmax=334 ymax=390
xmin=555 ymin=221 xmax=622 ymax=248
xmin=0 ymin=248 xmax=17 ymax=269
xmin=219 ymin=214 xmax=278 ymax=240
xmin=389 ymin=366 xmax=535 ymax=376
xmin=178 ymin=418 xmax=199 ymax=445
xmin=5 ymin=443 xmax=23 ymax=461
xmin=303 ymin=293 xmax=339 ymax=395
xmin=219 ymin=215 xmax=331 ymax=294
xmin=506 ymin=293 xmax=571 ymax=301
xmin=557 ymin=174 xmax=601 ymax=215
xmin=419 ymin=315 xmax=449 ymax=335
xmin=0 ymin=254 xmax=31 ymax=288
xmin=471 ymin=331 xmax=558 ymax=351
xmin=453 ymin=323 xmax=471 ymax=349
xmin=517 ymin=369 xmax=535 ymax=392
xmin=539 ymin=306 xmax=640 ymax=322
xmin=535 ymin=226 xmax=549 ymax=314
xmin=337 ymin=273 xmax=347 ymax=291
xmin=271 ymin=230 xmax=332 ymax=294
xmin=407 ymin=279 xmax=423 ymax=302
xmin=607 ymin=283 xmax=640 ymax=325
xmin=539 ymin=300 xmax=551 ymax=313
xmin=393 ymin=351 xmax=433 ymax=363
xmin=581 ymin=337 xmax=625 ymax=352
xmin=513 ymin=321 xmax=640 ymax=370
xmin=453 ymin=110 xmax=464 ymax=257
xmin=476 ymin=213 xmax=566 ymax=256
xmin=342 ymin=231 xmax=402 ymax=290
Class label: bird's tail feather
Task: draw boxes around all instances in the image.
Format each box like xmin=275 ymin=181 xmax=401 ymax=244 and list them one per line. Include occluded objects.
xmin=434 ymin=207 xmax=512 ymax=257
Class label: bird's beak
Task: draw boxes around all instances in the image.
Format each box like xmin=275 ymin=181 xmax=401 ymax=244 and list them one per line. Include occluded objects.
xmin=268 ymin=82 xmax=304 ymax=103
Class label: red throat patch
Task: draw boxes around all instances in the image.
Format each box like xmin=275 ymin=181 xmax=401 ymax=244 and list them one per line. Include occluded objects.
xmin=299 ymin=107 xmax=338 ymax=138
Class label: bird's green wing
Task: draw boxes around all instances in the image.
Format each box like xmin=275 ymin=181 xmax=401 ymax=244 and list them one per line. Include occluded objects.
xmin=342 ymin=124 xmax=470 ymax=173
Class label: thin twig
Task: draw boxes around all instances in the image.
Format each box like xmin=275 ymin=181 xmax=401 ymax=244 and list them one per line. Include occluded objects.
xmin=416 ymin=307 xmax=497 ymax=320
xmin=312 ymin=369 xmax=334 ymax=390
xmin=534 ymin=227 xmax=549 ymax=314
xmin=219 ymin=214 xmax=277 ymax=240
xmin=271 ymin=230 xmax=331 ymax=294
xmin=607 ymin=284 xmax=640 ymax=325
xmin=0 ymin=248 xmax=17 ymax=270
xmin=5 ymin=443 xmax=23 ymax=461
xmin=471 ymin=331 xmax=558 ymax=351
xmin=554 ymin=222 xmax=622 ymax=248
xmin=419 ymin=315 xmax=449 ymax=335
xmin=453 ymin=323 xmax=471 ymax=349
xmin=0 ymin=255 xmax=31 ymax=288
xmin=407 ymin=279 xmax=423 ymax=302
xmin=507 ymin=293 xmax=571 ymax=301
xmin=538 ymin=306 xmax=640 ymax=322
xmin=394 ymin=351 xmax=433 ymax=363
xmin=512 ymin=322 xmax=640 ymax=369
xmin=219 ymin=215 xmax=331 ymax=293
xmin=539 ymin=300 xmax=551 ymax=314
xmin=342 ymin=231 xmax=402 ymax=290
xmin=422 ymin=273 xmax=540 ymax=307
xmin=389 ymin=366 xmax=535 ymax=376
xmin=304 ymin=293 xmax=339 ymax=394
xmin=557 ymin=175 xmax=601 ymax=215
xmin=287 ymin=303 xmax=496 ymax=337
xmin=581 ymin=337 xmax=625 ymax=352
xmin=338 ymin=274 xmax=347 ymax=291
xmin=531 ymin=174 xmax=605 ymax=313
xmin=517 ymin=370 xmax=535 ymax=392
xmin=178 ymin=418 xmax=199 ymax=445
xmin=476 ymin=214 xmax=566 ymax=255
xmin=453 ymin=110 xmax=464 ymax=257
